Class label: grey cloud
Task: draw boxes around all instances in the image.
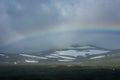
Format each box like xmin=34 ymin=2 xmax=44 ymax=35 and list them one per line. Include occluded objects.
xmin=0 ymin=0 xmax=120 ymax=53
xmin=1 ymin=0 xmax=120 ymax=32
xmin=1 ymin=0 xmax=64 ymax=33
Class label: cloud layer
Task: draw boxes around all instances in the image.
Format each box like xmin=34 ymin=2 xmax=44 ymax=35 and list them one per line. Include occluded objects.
xmin=0 ymin=0 xmax=120 ymax=53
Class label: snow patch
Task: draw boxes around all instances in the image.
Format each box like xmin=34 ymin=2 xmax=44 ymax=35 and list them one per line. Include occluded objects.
xmin=0 ymin=54 xmax=9 ymax=58
xmin=90 ymin=55 xmax=105 ymax=59
xmin=25 ymin=60 xmax=38 ymax=63
xmin=56 ymin=50 xmax=86 ymax=57
xmin=58 ymin=59 xmax=73 ymax=61
xmin=58 ymin=56 xmax=75 ymax=60
xmin=14 ymin=62 xmax=17 ymax=64
xmin=46 ymin=55 xmax=59 ymax=58
xmin=55 ymin=50 xmax=109 ymax=57
xmin=20 ymin=54 xmax=47 ymax=59
xmin=87 ymin=50 xmax=109 ymax=55
xmin=46 ymin=54 xmax=75 ymax=60
xmin=0 ymin=54 xmax=5 ymax=56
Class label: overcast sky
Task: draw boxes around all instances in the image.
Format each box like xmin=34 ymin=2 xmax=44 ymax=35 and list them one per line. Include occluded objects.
xmin=0 ymin=0 xmax=120 ymax=53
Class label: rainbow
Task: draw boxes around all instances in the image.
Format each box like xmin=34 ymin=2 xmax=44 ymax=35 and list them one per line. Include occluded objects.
xmin=5 ymin=24 xmax=120 ymax=46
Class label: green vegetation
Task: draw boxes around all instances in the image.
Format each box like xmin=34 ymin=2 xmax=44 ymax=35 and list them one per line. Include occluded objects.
xmin=0 ymin=65 xmax=120 ymax=80
xmin=1 ymin=51 xmax=120 ymax=80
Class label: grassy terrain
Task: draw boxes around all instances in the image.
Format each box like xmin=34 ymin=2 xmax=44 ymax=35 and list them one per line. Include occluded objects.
xmin=0 ymin=65 xmax=120 ymax=80
xmin=1 ymin=51 xmax=120 ymax=80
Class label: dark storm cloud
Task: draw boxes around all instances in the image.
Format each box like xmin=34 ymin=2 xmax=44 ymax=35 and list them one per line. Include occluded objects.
xmin=0 ymin=0 xmax=120 ymax=53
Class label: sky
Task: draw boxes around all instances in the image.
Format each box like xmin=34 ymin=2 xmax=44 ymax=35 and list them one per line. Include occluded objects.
xmin=0 ymin=0 xmax=120 ymax=53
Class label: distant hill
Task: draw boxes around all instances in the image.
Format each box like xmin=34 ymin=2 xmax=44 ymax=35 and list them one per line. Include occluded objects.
xmin=0 ymin=44 xmax=119 ymax=66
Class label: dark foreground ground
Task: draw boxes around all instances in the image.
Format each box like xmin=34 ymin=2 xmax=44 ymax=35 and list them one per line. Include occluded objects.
xmin=0 ymin=65 xmax=120 ymax=80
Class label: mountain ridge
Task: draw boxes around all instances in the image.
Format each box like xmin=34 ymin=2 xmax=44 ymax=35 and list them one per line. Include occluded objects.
xmin=0 ymin=44 xmax=119 ymax=65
